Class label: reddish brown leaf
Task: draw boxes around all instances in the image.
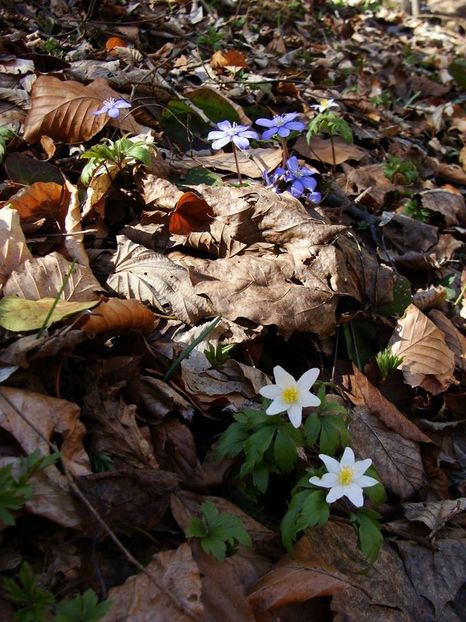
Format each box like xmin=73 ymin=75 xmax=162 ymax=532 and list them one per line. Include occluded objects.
xmin=169 ymin=192 xmax=214 ymax=236
xmin=211 ymin=50 xmax=248 ymax=69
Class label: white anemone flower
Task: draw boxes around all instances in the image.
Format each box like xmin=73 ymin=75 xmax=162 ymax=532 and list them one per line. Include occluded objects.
xmin=309 ymin=447 xmax=378 ymax=508
xmin=259 ymin=366 xmax=321 ymax=428
xmin=311 ymin=98 xmax=339 ymax=113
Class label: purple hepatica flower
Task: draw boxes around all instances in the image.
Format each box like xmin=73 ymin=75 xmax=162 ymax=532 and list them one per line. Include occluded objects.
xmin=207 ymin=120 xmax=259 ymax=150
xmin=92 ymin=98 xmax=132 ymax=119
xmin=284 ymin=156 xmax=321 ymax=201
xmin=256 ymin=112 xmax=306 ymax=140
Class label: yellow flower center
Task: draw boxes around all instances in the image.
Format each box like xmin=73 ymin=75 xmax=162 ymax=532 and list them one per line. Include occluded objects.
xmin=338 ymin=466 xmax=354 ymax=486
xmin=320 ymin=98 xmax=329 ymax=108
xmin=282 ymin=386 xmax=299 ymax=404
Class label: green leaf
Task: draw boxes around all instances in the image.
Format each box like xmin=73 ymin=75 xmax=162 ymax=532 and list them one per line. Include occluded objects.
xmin=186 ymin=501 xmax=251 ymax=561
xmin=180 ymin=167 xmax=221 ymax=186
xmin=449 ymin=59 xmax=466 ymax=89
xmin=295 ymin=490 xmax=329 ymax=532
xmin=0 ymin=297 xmax=99 ymax=332
xmin=241 ymin=426 xmax=275 ymax=474
xmin=273 ymin=428 xmax=300 ymax=472
xmin=304 ymin=411 xmax=321 ymax=446
xmin=352 ymin=508 xmax=383 ymax=565
xmin=319 ymin=414 xmax=350 ymax=455
xmin=53 ymin=590 xmax=112 ymax=622
xmin=216 ymin=421 xmax=250 ymax=459
xmin=251 ymin=462 xmax=269 ymax=493
xmin=375 ymin=275 xmax=412 ymax=317
xmin=363 ymin=467 xmax=386 ymax=505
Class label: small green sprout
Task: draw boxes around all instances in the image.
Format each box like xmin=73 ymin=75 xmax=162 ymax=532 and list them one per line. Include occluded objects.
xmin=3 ymin=562 xmax=112 ymax=622
xmin=375 ymin=347 xmax=403 ymax=381
xmin=204 ymin=342 xmax=236 ymax=369
xmin=197 ymin=27 xmax=224 ymax=50
xmin=402 ymin=198 xmax=431 ymax=223
xmin=0 ymin=451 xmax=59 ymax=526
xmin=80 ymin=134 xmax=155 ymax=185
xmin=383 ymin=155 xmax=418 ymax=185
xmin=185 ymin=501 xmax=251 ymax=560
xmin=0 ymin=126 xmax=14 ymax=163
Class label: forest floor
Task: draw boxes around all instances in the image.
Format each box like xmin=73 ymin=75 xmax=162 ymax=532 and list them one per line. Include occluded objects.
xmin=0 ymin=0 xmax=465 ymax=620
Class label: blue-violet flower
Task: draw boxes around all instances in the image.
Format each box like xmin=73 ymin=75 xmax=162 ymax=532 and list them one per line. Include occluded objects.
xmin=266 ymin=156 xmax=321 ymax=201
xmin=207 ymin=120 xmax=258 ymax=150
xmin=92 ymin=98 xmax=132 ymax=118
xmin=256 ymin=112 xmax=306 ymax=140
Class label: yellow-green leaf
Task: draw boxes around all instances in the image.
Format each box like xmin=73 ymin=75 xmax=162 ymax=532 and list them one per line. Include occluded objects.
xmin=0 ymin=297 xmax=99 ymax=332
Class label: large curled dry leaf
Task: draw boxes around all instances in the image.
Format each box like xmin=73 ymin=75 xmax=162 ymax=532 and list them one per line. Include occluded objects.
xmin=0 ymin=387 xmax=91 ymax=527
xmin=350 ymin=407 xmax=425 ymax=499
xmin=107 ymin=235 xmax=212 ymax=324
xmin=101 ymin=543 xmax=204 ymax=622
xmin=23 ymin=76 xmax=141 ymax=144
xmin=388 ymin=304 xmax=455 ymax=395
xmin=78 ymin=298 xmax=158 ymax=335
xmin=428 ymin=309 xmax=466 ymax=373
xmin=3 ymin=252 xmax=101 ymax=302
xmin=23 ymin=76 xmax=109 ymax=144
xmin=0 ymin=207 xmax=32 ymax=289
xmin=178 ymin=147 xmax=283 ymax=179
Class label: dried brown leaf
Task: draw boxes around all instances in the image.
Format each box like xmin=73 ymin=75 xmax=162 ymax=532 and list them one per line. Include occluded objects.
xmin=344 ymin=366 xmax=431 ymax=443
xmin=107 ymin=235 xmax=211 ymax=324
xmin=0 ymin=386 xmax=91 ymax=527
xmin=428 ymin=309 xmax=466 ymax=373
xmin=248 ymin=536 xmax=347 ymax=613
xmin=23 ymin=76 xmax=109 ymax=144
xmin=419 ymin=189 xmax=466 ymax=226
xmin=295 ymin=135 xmax=367 ymax=165
xmin=102 ymin=543 xmax=204 ymax=622
xmin=78 ymin=298 xmax=158 ymax=335
xmin=403 ymin=499 xmax=466 ymax=533
xmin=179 ymin=147 xmax=282 ymax=179
xmin=0 ymin=208 xmax=32 ymax=290
xmin=389 ymin=304 xmax=455 ymax=395
xmin=3 ymin=252 xmax=101 ymax=302
xmin=211 ymin=50 xmax=248 ymax=69
xmin=350 ymin=406 xmax=425 ymax=498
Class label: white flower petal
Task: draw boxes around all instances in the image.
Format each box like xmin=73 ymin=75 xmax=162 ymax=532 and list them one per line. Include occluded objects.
xmin=310 ymin=472 xmax=338 ymax=488
xmin=207 ymin=130 xmax=227 ymax=140
xmin=300 ymin=392 xmax=321 ymax=408
xmin=287 ymin=404 xmax=303 ymax=428
xmin=340 ymin=447 xmax=355 ymax=467
xmin=326 ymin=486 xmax=345 ymax=503
xmin=344 ymin=484 xmax=364 ymax=507
xmin=354 ymin=475 xmax=378 ymax=489
xmin=259 ymin=384 xmax=281 ymax=399
xmin=353 ymin=458 xmax=372 ymax=478
xmin=265 ymin=398 xmax=287 ymax=416
xmin=211 ymin=136 xmax=231 ymax=150
xmin=273 ymin=366 xmax=296 ymax=388
xmin=297 ymin=368 xmax=320 ymax=391
xmin=319 ymin=454 xmax=341 ymax=474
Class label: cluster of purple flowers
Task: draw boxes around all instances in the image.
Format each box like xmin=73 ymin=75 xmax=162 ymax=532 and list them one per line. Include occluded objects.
xmin=265 ymin=156 xmax=321 ymax=201
xmin=206 ymin=113 xmax=320 ymax=202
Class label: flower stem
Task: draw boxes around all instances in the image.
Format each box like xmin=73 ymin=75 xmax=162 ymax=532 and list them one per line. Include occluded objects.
xmin=329 ymin=134 xmax=336 ymax=173
xmin=232 ymin=143 xmax=243 ymax=186
xmin=280 ymin=138 xmax=289 ymax=167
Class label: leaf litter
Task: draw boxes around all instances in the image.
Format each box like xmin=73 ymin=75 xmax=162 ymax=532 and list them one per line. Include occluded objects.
xmin=0 ymin=0 xmax=465 ymax=620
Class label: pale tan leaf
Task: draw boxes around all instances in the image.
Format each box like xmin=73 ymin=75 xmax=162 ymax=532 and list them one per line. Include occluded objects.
xmin=101 ymin=543 xmax=204 ymax=622
xmin=429 ymin=309 xmax=466 ymax=372
xmin=3 ymin=252 xmax=101 ymax=302
xmin=107 ymin=235 xmax=211 ymax=324
xmin=388 ymin=304 xmax=455 ymax=394
xmin=78 ymin=298 xmax=158 ymax=335
xmin=0 ymin=386 xmax=91 ymax=527
xmin=403 ymin=499 xmax=466 ymax=533
xmin=295 ymin=135 xmax=367 ymax=165
xmin=350 ymin=407 xmax=425 ymax=498
xmin=6 ymin=181 xmax=64 ymax=225
xmin=0 ymin=208 xmax=32 ymax=290
xmin=63 ymin=179 xmax=88 ymax=265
